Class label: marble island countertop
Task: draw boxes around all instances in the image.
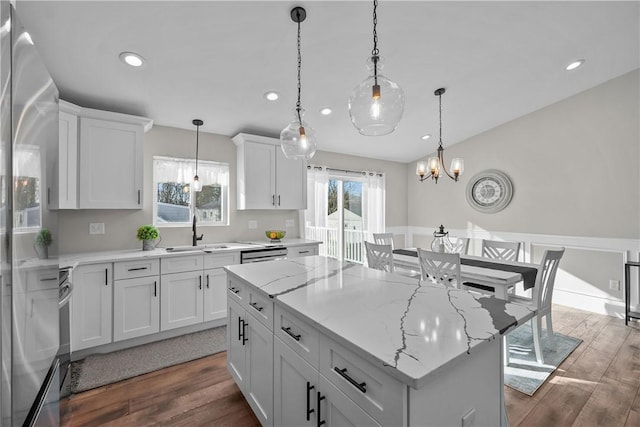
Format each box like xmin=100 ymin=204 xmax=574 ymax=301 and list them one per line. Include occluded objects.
xmin=224 ymin=255 xmax=536 ymax=389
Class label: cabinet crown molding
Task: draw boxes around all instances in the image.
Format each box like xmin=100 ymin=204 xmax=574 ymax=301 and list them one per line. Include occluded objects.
xmin=60 ymin=99 xmax=154 ymax=133
xmin=232 ymin=133 xmax=281 ymax=147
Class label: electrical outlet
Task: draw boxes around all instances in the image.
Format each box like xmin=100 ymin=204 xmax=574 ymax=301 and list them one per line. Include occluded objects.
xmin=89 ymin=223 xmax=105 ymax=235
xmin=285 ymin=219 xmax=295 ymax=228
xmin=248 ymin=220 xmax=257 ymax=230
xmin=461 ymin=408 xmax=475 ymax=427
xmin=609 ymin=279 xmax=620 ymax=291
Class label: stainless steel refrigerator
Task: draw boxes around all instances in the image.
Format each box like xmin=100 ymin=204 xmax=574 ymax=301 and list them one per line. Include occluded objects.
xmin=1 ymin=3 xmax=60 ymax=426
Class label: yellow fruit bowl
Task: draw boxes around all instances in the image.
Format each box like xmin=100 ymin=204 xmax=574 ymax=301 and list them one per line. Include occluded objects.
xmin=265 ymin=230 xmax=286 ymax=242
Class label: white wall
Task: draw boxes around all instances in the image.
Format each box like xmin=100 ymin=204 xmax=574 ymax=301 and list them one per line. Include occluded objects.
xmin=403 ymin=70 xmax=640 ymax=317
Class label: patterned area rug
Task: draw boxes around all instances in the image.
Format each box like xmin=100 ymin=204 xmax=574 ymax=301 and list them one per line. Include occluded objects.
xmin=505 ymin=324 xmax=582 ymax=396
xmin=70 ymin=326 xmax=227 ymax=393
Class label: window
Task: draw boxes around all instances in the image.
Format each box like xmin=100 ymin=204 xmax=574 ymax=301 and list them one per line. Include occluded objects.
xmin=14 ymin=146 xmax=41 ymax=230
xmin=153 ymin=156 xmax=229 ymax=226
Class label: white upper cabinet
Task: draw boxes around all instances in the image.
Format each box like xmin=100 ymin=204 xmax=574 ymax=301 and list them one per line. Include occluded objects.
xmin=233 ymin=133 xmax=306 ymax=210
xmin=58 ymin=100 xmax=152 ymax=209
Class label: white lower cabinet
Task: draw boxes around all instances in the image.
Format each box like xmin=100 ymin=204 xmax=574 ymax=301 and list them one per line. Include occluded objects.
xmin=113 ymin=276 xmax=160 ymax=341
xmin=203 ymin=268 xmax=227 ymax=322
xmin=160 ymin=270 xmax=203 ymax=331
xmin=71 ymin=263 xmax=112 ymax=351
xmin=227 ymin=290 xmax=274 ymax=426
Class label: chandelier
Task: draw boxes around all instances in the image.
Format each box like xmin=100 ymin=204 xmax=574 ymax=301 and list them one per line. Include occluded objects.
xmin=416 ymin=88 xmax=464 ymax=183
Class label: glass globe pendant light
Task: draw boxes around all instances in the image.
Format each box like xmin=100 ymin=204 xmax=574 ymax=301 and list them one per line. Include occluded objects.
xmin=281 ymin=6 xmax=317 ymax=161
xmin=348 ymin=0 xmax=404 ymax=136
xmin=192 ymin=119 xmax=203 ymax=192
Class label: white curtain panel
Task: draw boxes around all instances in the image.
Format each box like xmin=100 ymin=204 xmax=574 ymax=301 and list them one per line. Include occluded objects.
xmin=362 ymin=172 xmax=385 ymax=241
xmin=154 ymin=156 xmax=228 ymax=185
xmin=301 ymin=167 xmax=329 ymax=254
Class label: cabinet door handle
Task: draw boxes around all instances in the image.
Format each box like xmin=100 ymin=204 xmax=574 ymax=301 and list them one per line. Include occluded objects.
xmin=137 ymin=190 xmax=141 ymax=204
xmin=199 ymin=275 xmax=202 ymax=290
xmin=333 ymin=367 xmax=367 ymax=394
xmin=242 ymin=320 xmax=248 ymax=345
xmin=105 ymin=268 xmax=108 ymax=286
xmin=299 ymin=250 xmax=310 ymax=254
xmin=128 ymin=267 xmax=148 ymax=272
xmin=306 ymin=382 xmax=315 ymax=421
xmin=47 ymin=187 xmax=50 ymax=205
xmin=272 ymin=195 xmax=275 ymax=206
xmin=154 ymin=281 xmax=157 ymax=297
xmin=281 ymin=326 xmax=301 ymax=341
xmin=278 ymin=195 xmax=281 ymax=206
xmin=206 ymin=274 xmax=210 ymax=289
xmin=317 ymin=392 xmax=325 ymax=426
xmin=249 ymin=301 xmax=263 ymax=312
xmin=238 ymin=316 xmax=243 ymax=341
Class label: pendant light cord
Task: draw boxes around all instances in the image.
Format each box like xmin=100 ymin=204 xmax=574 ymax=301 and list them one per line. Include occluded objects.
xmin=438 ymin=91 xmax=443 ymax=147
xmin=296 ymin=10 xmax=303 ymax=125
xmin=195 ymin=124 xmax=199 ymax=176
xmin=371 ymin=0 xmax=379 ymax=85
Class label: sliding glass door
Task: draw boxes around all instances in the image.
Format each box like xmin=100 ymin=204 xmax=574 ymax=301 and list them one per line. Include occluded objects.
xmin=327 ymin=179 xmax=364 ymax=263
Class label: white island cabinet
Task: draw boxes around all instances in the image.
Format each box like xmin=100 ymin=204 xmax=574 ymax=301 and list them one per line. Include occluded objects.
xmin=233 ymin=133 xmax=306 ymax=210
xmin=225 ymin=256 xmax=536 ymax=427
xmin=71 ymin=263 xmax=112 ymax=351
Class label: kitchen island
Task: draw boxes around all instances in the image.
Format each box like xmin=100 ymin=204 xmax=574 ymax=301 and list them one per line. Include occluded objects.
xmin=225 ymin=255 xmax=535 ymax=427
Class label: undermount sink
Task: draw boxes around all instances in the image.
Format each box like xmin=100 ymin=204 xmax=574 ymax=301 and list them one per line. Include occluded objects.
xmin=164 ymin=246 xmax=203 ymax=253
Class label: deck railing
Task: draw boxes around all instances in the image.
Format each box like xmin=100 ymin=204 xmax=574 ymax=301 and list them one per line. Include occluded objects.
xmin=305 ymin=226 xmax=367 ymax=264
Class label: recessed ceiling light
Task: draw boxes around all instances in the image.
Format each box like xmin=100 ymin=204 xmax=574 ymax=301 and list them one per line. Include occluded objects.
xmin=320 ymin=107 xmax=332 ymax=115
xmin=119 ymin=52 xmax=144 ymax=67
xmin=421 ymin=134 xmax=431 ymax=140
xmin=565 ymin=59 xmax=585 ymax=71
xmin=264 ymin=91 xmax=279 ymax=101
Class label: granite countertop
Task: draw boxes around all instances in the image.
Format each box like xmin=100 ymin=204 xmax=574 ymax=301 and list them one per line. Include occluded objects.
xmin=224 ymin=255 xmax=535 ymax=389
xmin=59 ymin=239 xmax=322 ymax=269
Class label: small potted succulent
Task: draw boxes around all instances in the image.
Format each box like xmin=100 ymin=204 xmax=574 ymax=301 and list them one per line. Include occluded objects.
xmin=34 ymin=228 xmax=52 ymax=259
xmin=136 ymin=225 xmax=160 ymax=251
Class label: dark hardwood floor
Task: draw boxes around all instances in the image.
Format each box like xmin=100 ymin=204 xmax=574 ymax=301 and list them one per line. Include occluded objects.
xmin=61 ymin=305 xmax=639 ymax=426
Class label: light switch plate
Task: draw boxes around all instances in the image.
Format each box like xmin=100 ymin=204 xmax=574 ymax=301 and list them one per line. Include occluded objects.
xmin=609 ymin=279 xmax=620 ymax=291
xmin=285 ymin=219 xmax=295 ymax=228
xmin=89 ymin=223 xmax=105 ymax=235
xmin=248 ymin=220 xmax=257 ymax=229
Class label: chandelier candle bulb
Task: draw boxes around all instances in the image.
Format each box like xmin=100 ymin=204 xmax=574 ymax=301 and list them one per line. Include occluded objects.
xmin=451 ymin=158 xmax=464 ymax=176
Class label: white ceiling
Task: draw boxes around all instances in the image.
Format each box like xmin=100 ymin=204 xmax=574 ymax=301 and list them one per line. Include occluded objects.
xmin=16 ymin=1 xmax=640 ymax=163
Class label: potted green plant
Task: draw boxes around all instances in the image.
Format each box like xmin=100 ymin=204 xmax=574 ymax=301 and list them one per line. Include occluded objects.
xmin=34 ymin=228 xmax=52 ymax=259
xmin=137 ymin=225 xmax=160 ymax=251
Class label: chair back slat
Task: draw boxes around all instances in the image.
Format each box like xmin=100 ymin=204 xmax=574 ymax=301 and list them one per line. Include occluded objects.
xmin=482 ymin=239 xmax=521 ymax=262
xmin=535 ymin=248 xmax=565 ymax=311
xmin=417 ymin=248 xmax=461 ymax=288
xmin=373 ymin=233 xmax=394 ymax=249
xmin=449 ymin=237 xmax=469 ymax=255
xmin=365 ymin=241 xmax=395 ymax=273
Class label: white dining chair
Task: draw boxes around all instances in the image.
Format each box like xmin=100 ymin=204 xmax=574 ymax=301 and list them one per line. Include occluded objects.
xmin=507 ymin=247 xmax=565 ymax=364
xmin=373 ymin=232 xmax=394 ymax=249
xmin=448 ymin=237 xmax=470 ymax=255
xmin=416 ymin=248 xmax=461 ymax=288
xmin=365 ymin=241 xmax=395 ymax=273
xmin=482 ymin=239 xmax=521 ymax=262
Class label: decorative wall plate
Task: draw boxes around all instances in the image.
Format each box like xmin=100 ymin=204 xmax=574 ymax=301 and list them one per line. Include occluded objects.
xmin=465 ymin=169 xmax=513 ymax=213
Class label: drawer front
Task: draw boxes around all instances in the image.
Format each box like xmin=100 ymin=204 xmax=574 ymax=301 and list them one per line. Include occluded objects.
xmin=114 ymin=258 xmax=160 ymax=280
xmin=318 ymin=334 xmax=405 ymax=427
xmin=288 ymin=245 xmax=318 ymax=258
xmin=274 ymin=304 xmax=319 ymax=368
xmin=204 ymin=252 xmax=240 ymax=269
xmin=227 ymin=276 xmax=247 ymax=307
xmin=247 ymin=288 xmax=274 ymax=331
xmin=160 ymin=254 xmax=204 ymax=274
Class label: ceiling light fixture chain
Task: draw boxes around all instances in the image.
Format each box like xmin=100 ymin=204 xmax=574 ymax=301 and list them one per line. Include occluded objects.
xmin=371 ymin=0 xmax=379 ymax=85
xmin=415 ymin=88 xmax=464 ymax=184
xmin=280 ymin=6 xmax=317 ymax=161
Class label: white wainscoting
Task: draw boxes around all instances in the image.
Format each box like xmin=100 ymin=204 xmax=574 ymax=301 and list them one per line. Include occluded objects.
xmin=386 ymin=226 xmax=640 ymax=319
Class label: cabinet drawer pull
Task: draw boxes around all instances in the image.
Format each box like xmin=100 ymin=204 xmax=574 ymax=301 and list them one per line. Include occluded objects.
xmin=127 ymin=267 xmax=148 ymax=272
xmin=334 ymin=367 xmax=367 ymax=394
xmin=298 ymin=250 xmax=310 ymax=254
xmin=317 ymin=392 xmax=325 ymax=426
xmin=249 ymin=302 xmax=264 ymax=312
xmin=281 ymin=326 xmax=301 ymax=341
xmin=229 ymin=286 xmax=240 ymax=294
xmin=306 ymin=382 xmax=315 ymax=421
xmin=40 ymin=277 xmax=57 ymax=282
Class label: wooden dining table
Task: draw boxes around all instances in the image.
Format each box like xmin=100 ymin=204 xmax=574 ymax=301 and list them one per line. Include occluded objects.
xmin=392 ymin=249 xmax=540 ymax=300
